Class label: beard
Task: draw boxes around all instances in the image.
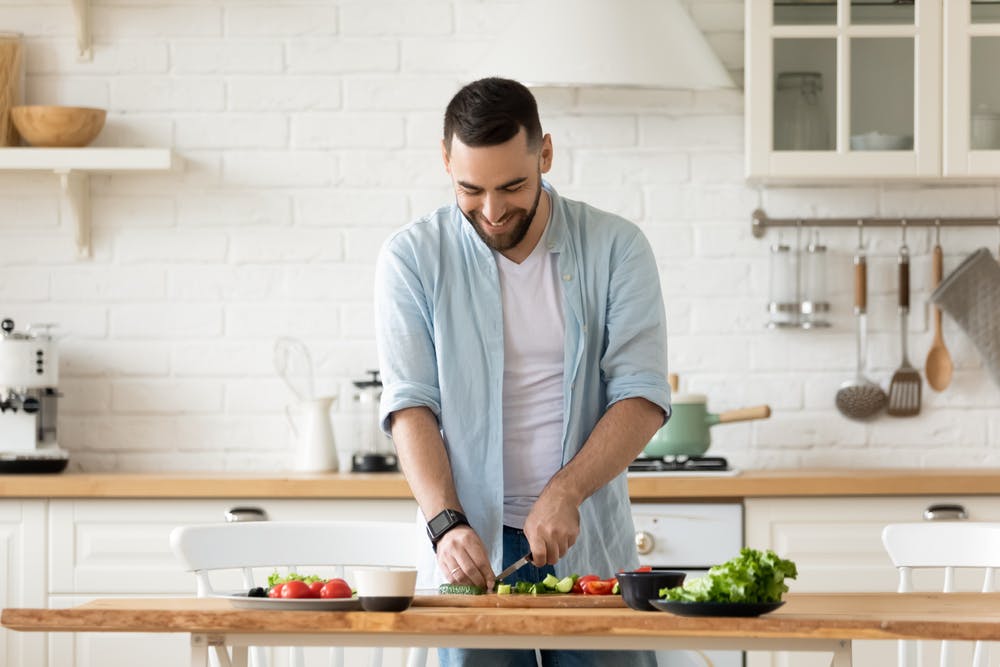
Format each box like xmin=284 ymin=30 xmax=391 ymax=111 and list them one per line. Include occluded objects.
xmin=460 ymin=180 xmax=543 ymax=252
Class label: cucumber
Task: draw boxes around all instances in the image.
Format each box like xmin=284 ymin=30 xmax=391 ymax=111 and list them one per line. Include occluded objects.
xmin=496 ymin=583 xmax=512 ymax=595
xmin=438 ymin=583 xmax=485 ymax=595
xmin=540 ymin=573 xmax=561 ymax=589
xmin=555 ymin=576 xmax=575 ymax=593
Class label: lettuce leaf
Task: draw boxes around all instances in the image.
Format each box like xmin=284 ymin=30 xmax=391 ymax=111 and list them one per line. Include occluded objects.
xmin=659 ymin=548 xmax=798 ymax=603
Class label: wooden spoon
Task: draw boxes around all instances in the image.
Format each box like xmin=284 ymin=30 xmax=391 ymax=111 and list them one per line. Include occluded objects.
xmin=925 ymin=242 xmax=954 ymax=391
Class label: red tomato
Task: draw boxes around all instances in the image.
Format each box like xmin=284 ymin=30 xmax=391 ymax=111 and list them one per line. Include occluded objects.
xmin=574 ymin=574 xmax=601 ymax=595
xmin=582 ymin=580 xmax=613 ymax=595
xmin=308 ymin=581 xmax=324 ymax=598
xmin=281 ymin=580 xmax=310 ymax=599
xmin=268 ymin=583 xmax=284 ymax=598
xmin=320 ymin=578 xmax=352 ymax=599
xmin=634 ymin=565 xmax=652 ymax=573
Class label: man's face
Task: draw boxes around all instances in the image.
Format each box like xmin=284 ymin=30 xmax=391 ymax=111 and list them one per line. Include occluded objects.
xmin=442 ymin=128 xmax=552 ymax=252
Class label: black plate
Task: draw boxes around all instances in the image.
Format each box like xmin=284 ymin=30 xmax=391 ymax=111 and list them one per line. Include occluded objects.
xmin=649 ymin=600 xmax=784 ymax=617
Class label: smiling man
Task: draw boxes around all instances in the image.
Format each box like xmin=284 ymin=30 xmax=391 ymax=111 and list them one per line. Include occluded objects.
xmin=375 ymin=77 xmax=670 ymax=667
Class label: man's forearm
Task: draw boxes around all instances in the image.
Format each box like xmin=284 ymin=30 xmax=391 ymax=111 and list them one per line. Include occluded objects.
xmin=389 ymin=406 xmax=463 ymax=519
xmin=543 ymin=397 xmax=664 ymax=506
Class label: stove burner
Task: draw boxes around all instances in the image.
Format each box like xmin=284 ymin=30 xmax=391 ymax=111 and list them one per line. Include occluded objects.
xmin=627 ymin=455 xmax=730 ymax=473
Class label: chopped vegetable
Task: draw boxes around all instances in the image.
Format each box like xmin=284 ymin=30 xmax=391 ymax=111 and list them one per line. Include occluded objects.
xmin=439 ymin=583 xmax=486 ymax=595
xmin=659 ymin=547 xmax=798 ymax=604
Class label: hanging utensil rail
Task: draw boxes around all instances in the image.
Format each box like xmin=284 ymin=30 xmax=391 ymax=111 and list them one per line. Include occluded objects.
xmin=751 ymin=208 xmax=1000 ymax=238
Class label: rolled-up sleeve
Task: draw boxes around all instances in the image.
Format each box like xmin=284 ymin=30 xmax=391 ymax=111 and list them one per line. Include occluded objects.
xmin=374 ymin=234 xmax=442 ymax=434
xmin=600 ymin=227 xmax=671 ymax=422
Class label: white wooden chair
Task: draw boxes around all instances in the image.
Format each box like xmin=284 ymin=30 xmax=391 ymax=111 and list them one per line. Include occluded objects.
xmin=170 ymin=520 xmax=428 ymax=667
xmin=882 ymin=522 xmax=1000 ymax=667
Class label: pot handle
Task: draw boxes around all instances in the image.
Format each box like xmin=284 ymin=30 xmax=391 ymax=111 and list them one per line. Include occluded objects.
xmin=717 ymin=405 xmax=771 ymax=424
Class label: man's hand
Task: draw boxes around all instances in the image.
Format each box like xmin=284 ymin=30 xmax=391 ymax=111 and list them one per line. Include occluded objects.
xmin=522 ymin=488 xmax=581 ymax=566
xmin=437 ymin=525 xmax=495 ymax=590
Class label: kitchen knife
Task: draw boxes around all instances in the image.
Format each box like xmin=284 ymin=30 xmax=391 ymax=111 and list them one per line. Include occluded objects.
xmin=494 ymin=551 xmax=532 ymax=590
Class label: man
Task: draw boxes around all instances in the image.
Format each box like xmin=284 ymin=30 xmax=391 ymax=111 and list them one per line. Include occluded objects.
xmin=374 ymin=77 xmax=670 ymax=666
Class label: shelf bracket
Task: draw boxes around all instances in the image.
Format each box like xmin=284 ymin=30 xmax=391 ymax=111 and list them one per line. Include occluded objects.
xmin=71 ymin=0 xmax=92 ymax=61
xmin=57 ymin=170 xmax=91 ymax=258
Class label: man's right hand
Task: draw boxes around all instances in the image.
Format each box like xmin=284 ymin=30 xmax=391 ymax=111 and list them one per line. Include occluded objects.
xmin=437 ymin=525 xmax=495 ymax=591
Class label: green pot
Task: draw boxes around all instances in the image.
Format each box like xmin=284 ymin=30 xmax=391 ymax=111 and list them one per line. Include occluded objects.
xmin=644 ymin=395 xmax=771 ymax=458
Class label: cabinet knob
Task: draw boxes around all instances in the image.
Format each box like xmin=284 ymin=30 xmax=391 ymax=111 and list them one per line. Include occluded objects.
xmin=923 ymin=503 xmax=967 ymax=521
xmin=635 ymin=530 xmax=654 ymax=555
xmin=225 ymin=506 xmax=269 ymax=522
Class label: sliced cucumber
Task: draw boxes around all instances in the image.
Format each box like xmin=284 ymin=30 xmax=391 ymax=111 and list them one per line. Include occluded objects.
xmin=438 ymin=583 xmax=485 ymax=595
xmin=496 ymin=583 xmax=512 ymax=595
xmin=555 ymin=576 xmax=575 ymax=593
xmin=541 ymin=573 xmax=561 ymax=589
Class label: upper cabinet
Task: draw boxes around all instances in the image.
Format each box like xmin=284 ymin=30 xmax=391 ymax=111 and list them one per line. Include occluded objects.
xmin=746 ymin=0 xmax=1000 ymax=182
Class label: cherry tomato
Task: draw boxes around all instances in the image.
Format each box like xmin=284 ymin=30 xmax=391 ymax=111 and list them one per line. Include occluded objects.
xmin=308 ymin=581 xmax=324 ymax=598
xmin=582 ymin=580 xmax=613 ymax=595
xmin=268 ymin=583 xmax=284 ymax=598
xmin=634 ymin=565 xmax=652 ymax=573
xmin=320 ymin=578 xmax=352 ymax=599
xmin=281 ymin=580 xmax=310 ymax=599
xmin=573 ymin=574 xmax=601 ymax=595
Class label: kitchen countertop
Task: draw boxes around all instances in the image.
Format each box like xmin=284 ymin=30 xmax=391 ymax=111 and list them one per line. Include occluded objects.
xmin=1 ymin=468 xmax=1000 ymax=499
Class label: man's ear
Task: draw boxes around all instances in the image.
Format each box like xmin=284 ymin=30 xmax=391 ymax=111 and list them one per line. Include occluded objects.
xmin=441 ymin=138 xmax=451 ymax=174
xmin=539 ymin=133 xmax=553 ymax=174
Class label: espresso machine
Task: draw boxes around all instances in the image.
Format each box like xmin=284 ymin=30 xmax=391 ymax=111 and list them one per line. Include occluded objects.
xmin=0 ymin=318 xmax=69 ymax=473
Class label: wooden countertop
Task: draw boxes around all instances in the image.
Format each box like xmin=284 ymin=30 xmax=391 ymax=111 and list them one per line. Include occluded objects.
xmin=1 ymin=468 xmax=999 ymax=499
xmin=6 ymin=593 xmax=1000 ymax=642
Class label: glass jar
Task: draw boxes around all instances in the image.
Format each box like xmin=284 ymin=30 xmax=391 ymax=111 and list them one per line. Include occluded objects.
xmin=767 ymin=239 xmax=799 ymax=328
xmin=774 ymin=71 xmax=829 ymax=151
xmin=0 ymin=32 xmax=24 ymax=147
xmin=800 ymin=230 xmax=830 ymax=329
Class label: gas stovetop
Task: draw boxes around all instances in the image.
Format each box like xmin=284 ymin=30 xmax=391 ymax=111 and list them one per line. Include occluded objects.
xmin=627 ymin=456 xmax=740 ymax=477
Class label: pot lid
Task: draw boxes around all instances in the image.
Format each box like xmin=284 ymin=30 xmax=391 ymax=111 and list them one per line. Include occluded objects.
xmin=671 ymin=392 xmax=707 ymax=405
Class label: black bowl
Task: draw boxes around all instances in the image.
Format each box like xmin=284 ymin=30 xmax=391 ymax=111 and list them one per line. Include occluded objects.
xmin=359 ymin=595 xmax=413 ymax=612
xmin=617 ymin=570 xmax=686 ymax=612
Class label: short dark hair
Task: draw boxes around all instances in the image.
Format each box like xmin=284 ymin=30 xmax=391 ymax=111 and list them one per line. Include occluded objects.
xmin=443 ymin=77 xmax=543 ymax=153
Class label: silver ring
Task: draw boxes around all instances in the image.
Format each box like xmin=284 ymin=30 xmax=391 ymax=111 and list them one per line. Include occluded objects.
xmin=450 ymin=567 xmax=461 ymax=575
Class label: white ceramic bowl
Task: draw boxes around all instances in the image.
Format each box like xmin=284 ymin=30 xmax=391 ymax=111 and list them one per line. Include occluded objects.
xmin=353 ymin=566 xmax=417 ymax=611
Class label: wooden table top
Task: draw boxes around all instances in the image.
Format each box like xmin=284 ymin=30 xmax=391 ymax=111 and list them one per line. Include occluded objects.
xmin=6 ymin=593 xmax=1000 ymax=642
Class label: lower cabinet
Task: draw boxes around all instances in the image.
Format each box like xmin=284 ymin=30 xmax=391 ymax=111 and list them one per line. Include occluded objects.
xmin=744 ymin=496 xmax=1000 ymax=667
xmin=0 ymin=500 xmax=46 ymax=667
xmin=41 ymin=497 xmax=430 ymax=667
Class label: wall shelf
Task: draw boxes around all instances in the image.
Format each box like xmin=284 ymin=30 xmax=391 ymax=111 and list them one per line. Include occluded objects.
xmin=0 ymin=148 xmax=180 ymax=258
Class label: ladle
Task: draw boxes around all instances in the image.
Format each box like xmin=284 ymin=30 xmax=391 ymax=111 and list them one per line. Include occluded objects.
xmin=924 ymin=224 xmax=953 ymax=391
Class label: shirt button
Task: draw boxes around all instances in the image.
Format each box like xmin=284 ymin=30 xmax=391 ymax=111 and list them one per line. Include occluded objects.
xmin=562 ymin=274 xmax=572 ymax=281
xmin=547 ymin=242 xmax=555 ymax=249
xmin=582 ymin=325 xmax=587 ymax=332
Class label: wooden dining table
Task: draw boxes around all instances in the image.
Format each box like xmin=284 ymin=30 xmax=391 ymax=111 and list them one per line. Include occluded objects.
xmin=5 ymin=592 xmax=1000 ymax=667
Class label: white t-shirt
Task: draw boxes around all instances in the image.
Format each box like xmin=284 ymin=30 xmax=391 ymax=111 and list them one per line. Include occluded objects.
xmin=493 ymin=235 xmax=565 ymax=529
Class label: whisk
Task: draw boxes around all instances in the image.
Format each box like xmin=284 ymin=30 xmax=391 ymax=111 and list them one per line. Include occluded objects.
xmin=273 ymin=337 xmax=315 ymax=402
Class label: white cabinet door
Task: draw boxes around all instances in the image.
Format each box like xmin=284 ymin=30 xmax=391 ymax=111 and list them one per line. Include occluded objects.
xmin=0 ymin=500 xmax=46 ymax=667
xmin=943 ymin=0 xmax=1000 ymax=176
xmin=745 ymin=496 xmax=1000 ymax=667
xmin=747 ymin=0 xmax=942 ymax=182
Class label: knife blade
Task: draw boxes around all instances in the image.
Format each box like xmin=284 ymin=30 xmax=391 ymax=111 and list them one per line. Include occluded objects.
xmin=494 ymin=551 xmax=532 ymax=590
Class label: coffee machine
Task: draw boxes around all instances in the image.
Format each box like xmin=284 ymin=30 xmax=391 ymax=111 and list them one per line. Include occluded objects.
xmin=350 ymin=370 xmax=398 ymax=473
xmin=0 ymin=318 xmax=68 ymax=473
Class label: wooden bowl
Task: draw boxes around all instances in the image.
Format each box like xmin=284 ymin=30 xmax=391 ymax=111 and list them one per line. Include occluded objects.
xmin=9 ymin=106 xmax=107 ymax=147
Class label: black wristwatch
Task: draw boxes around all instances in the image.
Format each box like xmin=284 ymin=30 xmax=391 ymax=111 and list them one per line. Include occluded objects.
xmin=426 ymin=508 xmax=469 ymax=551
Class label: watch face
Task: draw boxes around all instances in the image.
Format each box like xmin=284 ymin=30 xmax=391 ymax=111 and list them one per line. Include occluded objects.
xmin=428 ymin=511 xmax=453 ymax=535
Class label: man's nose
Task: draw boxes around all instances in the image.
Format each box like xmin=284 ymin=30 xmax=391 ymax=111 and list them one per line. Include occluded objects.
xmin=481 ymin=194 xmax=505 ymax=224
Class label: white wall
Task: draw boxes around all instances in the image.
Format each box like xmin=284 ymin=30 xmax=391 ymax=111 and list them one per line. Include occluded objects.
xmin=1 ymin=0 xmax=998 ymax=472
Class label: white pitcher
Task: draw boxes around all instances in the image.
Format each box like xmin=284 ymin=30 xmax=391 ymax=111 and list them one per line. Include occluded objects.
xmin=285 ymin=396 xmax=338 ymax=472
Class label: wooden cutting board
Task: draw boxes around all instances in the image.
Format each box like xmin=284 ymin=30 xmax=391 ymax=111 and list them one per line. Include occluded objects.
xmin=412 ymin=593 xmax=626 ymax=608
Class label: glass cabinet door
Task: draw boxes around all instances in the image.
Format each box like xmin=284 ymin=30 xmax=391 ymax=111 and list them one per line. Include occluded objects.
xmin=747 ymin=0 xmax=941 ymax=181
xmin=944 ymin=1 xmax=1000 ymax=175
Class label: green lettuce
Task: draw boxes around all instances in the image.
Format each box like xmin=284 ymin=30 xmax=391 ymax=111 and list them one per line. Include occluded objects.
xmin=659 ymin=548 xmax=798 ymax=603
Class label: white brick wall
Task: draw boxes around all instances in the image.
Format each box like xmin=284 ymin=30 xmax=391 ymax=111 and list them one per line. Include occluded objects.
xmin=1 ymin=0 xmax=998 ymax=472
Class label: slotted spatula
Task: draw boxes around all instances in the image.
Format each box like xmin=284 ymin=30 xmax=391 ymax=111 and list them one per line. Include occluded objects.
xmin=888 ymin=233 xmax=921 ymax=416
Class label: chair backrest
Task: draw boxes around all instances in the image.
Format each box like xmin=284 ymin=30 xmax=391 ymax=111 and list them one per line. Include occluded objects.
xmin=882 ymin=522 xmax=1000 ymax=667
xmin=170 ymin=520 xmax=424 ymax=667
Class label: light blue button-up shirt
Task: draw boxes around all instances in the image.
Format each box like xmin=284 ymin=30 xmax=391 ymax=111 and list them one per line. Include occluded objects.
xmin=374 ymin=182 xmax=670 ymax=583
